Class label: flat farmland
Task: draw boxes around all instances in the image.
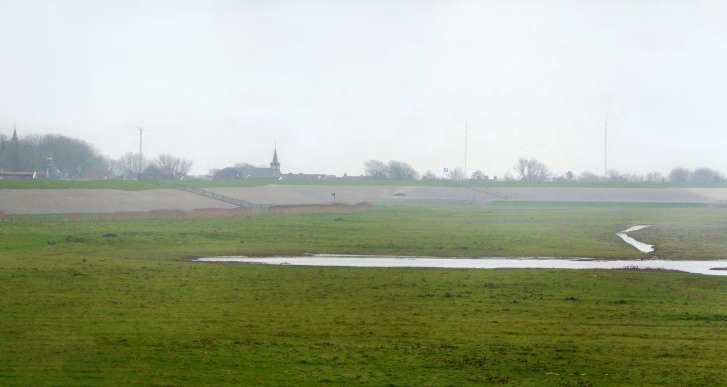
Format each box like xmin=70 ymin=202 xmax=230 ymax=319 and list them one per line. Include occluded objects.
xmin=2 ymin=187 xmax=727 ymax=385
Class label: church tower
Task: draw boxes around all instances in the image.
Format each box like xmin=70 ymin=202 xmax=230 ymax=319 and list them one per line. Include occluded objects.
xmin=10 ymin=126 xmax=19 ymax=171
xmin=270 ymin=147 xmax=280 ymax=171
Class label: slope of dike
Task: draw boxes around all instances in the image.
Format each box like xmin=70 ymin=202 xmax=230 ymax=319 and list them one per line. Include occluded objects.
xmin=0 ymin=189 xmax=238 ymax=215
xmin=206 ymin=185 xmax=495 ymax=206
xmin=0 ymin=186 xmax=490 ymax=214
xmin=1 ymin=185 xmax=725 ymax=215
xmin=207 ymin=185 xmax=726 ymax=206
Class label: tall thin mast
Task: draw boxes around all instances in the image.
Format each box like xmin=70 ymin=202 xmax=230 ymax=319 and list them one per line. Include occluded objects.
xmin=464 ymin=120 xmax=468 ymax=179
xmin=604 ymin=115 xmax=608 ymax=176
xmin=139 ymin=127 xmax=144 ymax=171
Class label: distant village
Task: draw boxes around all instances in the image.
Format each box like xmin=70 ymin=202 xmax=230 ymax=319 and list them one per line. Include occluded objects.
xmin=0 ymin=127 xmax=348 ymax=181
xmin=2 ymin=128 xmax=723 ymax=184
xmin=210 ymin=148 xmax=339 ymax=181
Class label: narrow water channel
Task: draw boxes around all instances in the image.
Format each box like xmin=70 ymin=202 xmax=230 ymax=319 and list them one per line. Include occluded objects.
xmin=617 ymin=225 xmax=654 ymax=253
xmin=196 ymin=255 xmax=727 ymax=276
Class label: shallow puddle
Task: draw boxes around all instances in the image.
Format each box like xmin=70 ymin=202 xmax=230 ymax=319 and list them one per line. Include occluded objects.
xmin=196 ymin=255 xmax=727 ymax=276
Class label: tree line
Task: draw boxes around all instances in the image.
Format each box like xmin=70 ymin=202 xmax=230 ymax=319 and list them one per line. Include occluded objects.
xmin=363 ymin=160 xmax=420 ymax=180
xmin=2 ymin=130 xmax=723 ymax=183
xmin=363 ymin=156 xmax=727 ymax=184
xmin=363 ymin=160 xmax=483 ymax=181
xmin=511 ymin=158 xmax=726 ymax=184
xmin=0 ymin=132 xmax=192 ymax=179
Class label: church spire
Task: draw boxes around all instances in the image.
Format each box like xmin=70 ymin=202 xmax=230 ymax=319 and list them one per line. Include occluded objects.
xmin=270 ymin=147 xmax=280 ymax=171
xmin=11 ymin=123 xmax=19 ymax=171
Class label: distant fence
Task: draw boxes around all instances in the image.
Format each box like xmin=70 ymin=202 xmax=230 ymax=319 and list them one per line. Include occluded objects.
xmin=176 ymin=187 xmax=265 ymax=207
xmin=0 ymin=202 xmax=372 ymax=223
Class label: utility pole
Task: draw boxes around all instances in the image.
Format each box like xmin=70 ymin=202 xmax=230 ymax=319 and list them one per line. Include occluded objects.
xmin=464 ymin=120 xmax=468 ymax=179
xmin=604 ymin=115 xmax=608 ymax=177
xmin=139 ymin=127 xmax=144 ymax=172
xmin=133 ymin=127 xmax=144 ymax=172
xmin=11 ymin=121 xmax=19 ymax=171
xmin=126 ymin=125 xmax=150 ymax=173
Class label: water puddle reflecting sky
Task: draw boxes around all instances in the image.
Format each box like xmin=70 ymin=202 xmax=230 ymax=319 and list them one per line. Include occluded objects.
xmin=196 ymin=255 xmax=727 ymax=276
xmin=196 ymin=226 xmax=722 ymax=275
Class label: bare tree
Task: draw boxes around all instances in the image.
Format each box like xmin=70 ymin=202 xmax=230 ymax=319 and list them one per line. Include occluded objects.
xmin=608 ymin=170 xmax=646 ymax=183
xmin=422 ymin=170 xmax=438 ymax=179
xmin=387 ymin=160 xmax=419 ymax=180
xmin=112 ymin=152 xmax=146 ymax=177
xmin=448 ymin=167 xmax=465 ymax=180
xmin=471 ymin=170 xmax=487 ymax=180
xmin=668 ymin=168 xmax=691 ymax=183
xmin=578 ymin=171 xmax=602 ymax=182
xmin=364 ymin=159 xmax=388 ymax=179
xmin=607 ymin=170 xmax=627 ymax=182
xmin=692 ymin=168 xmax=722 ymax=184
xmin=513 ymin=158 xmax=551 ymax=181
xmin=152 ymin=154 xmax=193 ymax=176
xmin=645 ymin=171 xmax=664 ymax=183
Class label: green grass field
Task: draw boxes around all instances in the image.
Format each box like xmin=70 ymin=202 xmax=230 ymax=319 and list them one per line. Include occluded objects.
xmin=2 ymin=203 xmax=727 ymax=385
xmin=4 ymin=202 xmax=727 ymax=260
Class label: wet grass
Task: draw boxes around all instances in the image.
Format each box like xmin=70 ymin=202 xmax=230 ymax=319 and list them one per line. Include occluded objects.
xmin=2 ymin=204 xmax=727 ymax=385
xmin=3 ymin=203 xmax=727 ymax=260
xmin=1 ymin=260 xmax=726 ymax=385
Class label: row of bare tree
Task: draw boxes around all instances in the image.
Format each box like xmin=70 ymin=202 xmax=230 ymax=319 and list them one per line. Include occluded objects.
xmin=109 ymin=152 xmax=193 ymax=177
xmin=363 ymin=160 xmax=420 ymax=180
xmin=0 ymin=132 xmax=192 ymax=179
xmin=364 ymin=156 xmax=726 ymax=184
xmin=666 ymin=167 xmax=723 ymax=184
xmin=515 ymin=159 xmax=725 ymax=184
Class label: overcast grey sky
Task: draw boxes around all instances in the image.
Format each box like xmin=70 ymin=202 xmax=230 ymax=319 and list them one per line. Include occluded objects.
xmin=1 ymin=0 xmax=726 ymax=177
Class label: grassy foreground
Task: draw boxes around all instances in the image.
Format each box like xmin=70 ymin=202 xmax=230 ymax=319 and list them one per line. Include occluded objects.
xmin=2 ymin=204 xmax=727 ymax=385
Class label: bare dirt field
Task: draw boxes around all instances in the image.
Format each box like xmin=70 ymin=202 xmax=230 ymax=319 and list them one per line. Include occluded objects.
xmin=1 ymin=185 xmax=726 ymax=215
xmin=475 ymin=187 xmax=723 ymax=203
xmin=208 ymin=185 xmax=727 ymax=206
xmin=0 ymin=189 xmax=238 ymax=215
xmin=207 ymin=185 xmax=492 ymax=206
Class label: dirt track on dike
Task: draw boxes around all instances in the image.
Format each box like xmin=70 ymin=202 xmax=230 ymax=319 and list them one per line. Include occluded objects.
xmin=0 ymin=189 xmax=237 ymax=215
xmin=1 ymin=185 xmax=726 ymax=215
xmin=206 ymin=186 xmax=727 ymax=206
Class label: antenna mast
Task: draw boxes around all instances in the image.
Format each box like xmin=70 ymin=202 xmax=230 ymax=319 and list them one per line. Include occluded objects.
xmin=138 ymin=127 xmax=144 ymax=171
xmin=464 ymin=120 xmax=468 ymax=179
xmin=604 ymin=115 xmax=608 ymax=176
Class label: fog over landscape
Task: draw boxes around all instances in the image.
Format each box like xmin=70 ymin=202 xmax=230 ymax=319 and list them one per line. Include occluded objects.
xmin=1 ymin=1 xmax=725 ymax=177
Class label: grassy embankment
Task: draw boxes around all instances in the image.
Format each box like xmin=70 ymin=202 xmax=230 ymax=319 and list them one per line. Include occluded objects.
xmin=2 ymin=203 xmax=727 ymax=385
xmin=0 ymin=178 xmax=272 ymax=190
xmin=4 ymin=177 xmax=727 ymax=190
